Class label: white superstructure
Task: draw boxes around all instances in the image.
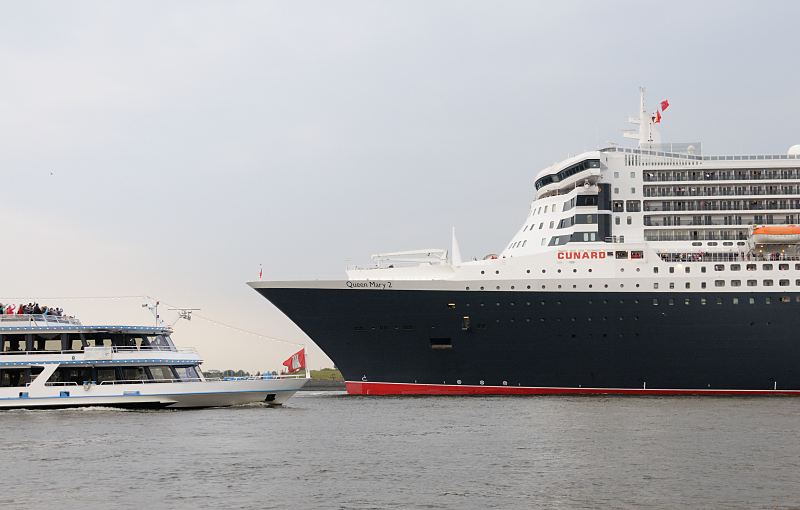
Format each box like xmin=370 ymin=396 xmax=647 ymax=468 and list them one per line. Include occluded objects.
xmin=340 ymin=89 xmax=800 ymax=294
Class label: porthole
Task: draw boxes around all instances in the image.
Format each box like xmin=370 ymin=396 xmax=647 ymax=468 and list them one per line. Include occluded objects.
xmin=466 ymin=286 xmax=470 ymax=290
xmin=541 ymin=269 xmax=546 ymax=273
xmin=511 ymin=285 xmax=515 ymax=289
xmin=557 ymin=269 xmax=562 ymax=273
xmin=573 ymin=269 xmax=577 ymax=273
xmin=526 ymin=269 xmax=530 ymax=274
xmin=588 ymin=284 xmax=593 ymax=288
xmin=526 ymin=285 xmax=531 ymax=289
xmin=604 ymin=284 xmax=609 ymax=288
xmin=480 ymin=270 xmax=485 ymax=275
xmin=588 ymin=269 xmax=593 ymax=273
xmin=541 ymin=285 xmax=546 ymax=289
xmin=496 ymin=286 xmax=500 ymax=290
xmin=495 ymin=270 xmax=500 ymax=275
xmin=480 ymin=286 xmax=484 ymax=290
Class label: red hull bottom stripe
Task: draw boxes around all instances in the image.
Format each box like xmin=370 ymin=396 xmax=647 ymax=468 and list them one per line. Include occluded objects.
xmin=345 ymin=381 xmax=800 ymax=396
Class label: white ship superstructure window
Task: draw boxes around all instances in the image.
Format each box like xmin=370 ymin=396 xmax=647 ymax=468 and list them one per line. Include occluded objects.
xmin=748 ymin=280 xmax=757 ymax=286
xmin=715 ymin=280 xmax=725 ymax=287
xmin=731 ymin=280 xmax=741 ymax=287
xmin=780 ymin=279 xmax=790 ymax=286
xmin=764 ymin=280 xmax=774 ymax=286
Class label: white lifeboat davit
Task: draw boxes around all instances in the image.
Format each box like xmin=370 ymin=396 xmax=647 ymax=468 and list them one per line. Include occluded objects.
xmin=751 ymin=225 xmax=800 ymax=244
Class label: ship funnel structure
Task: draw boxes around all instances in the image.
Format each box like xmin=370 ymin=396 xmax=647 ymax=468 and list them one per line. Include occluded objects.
xmin=450 ymin=227 xmax=462 ymax=266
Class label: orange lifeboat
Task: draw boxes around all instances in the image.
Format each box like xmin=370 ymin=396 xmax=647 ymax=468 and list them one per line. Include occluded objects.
xmin=751 ymin=225 xmax=800 ymax=244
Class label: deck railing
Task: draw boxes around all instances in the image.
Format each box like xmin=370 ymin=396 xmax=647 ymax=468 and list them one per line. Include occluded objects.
xmin=0 ymin=314 xmax=81 ymax=326
xmin=0 ymin=346 xmax=198 ymax=356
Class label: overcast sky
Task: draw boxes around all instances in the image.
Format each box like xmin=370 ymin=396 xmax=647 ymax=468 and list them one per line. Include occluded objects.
xmin=1 ymin=1 xmax=798 ymax=371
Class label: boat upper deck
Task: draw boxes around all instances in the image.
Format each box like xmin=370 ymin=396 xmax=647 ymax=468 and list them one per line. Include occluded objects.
xmin=0 ymin=314 xmax=171 ymax=335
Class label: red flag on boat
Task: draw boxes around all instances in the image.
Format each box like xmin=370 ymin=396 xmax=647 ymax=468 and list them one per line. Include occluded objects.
xmin=259 ymin=266 xmax=263 ymax=280
xmin=282 ymin=348 xmax=306 ymax=373
xmin=655 ymin=110 xmax=662 ymax=123
xmin=660 ymin=99 xmax=669 ymax=111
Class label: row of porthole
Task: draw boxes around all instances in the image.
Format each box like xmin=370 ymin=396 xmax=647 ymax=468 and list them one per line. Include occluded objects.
xmin=467 ymin=283 xmax=643 ymax=290
xmin=460 ymin=295 xmax=800 ymax=308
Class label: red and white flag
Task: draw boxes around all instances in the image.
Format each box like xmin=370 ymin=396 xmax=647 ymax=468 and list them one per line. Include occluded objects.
xmin=660 ymin=99 xmax=670 ymax=111
xmin=282 ymin=348 xmax=306 ymax=373
xmin=654 ymin=110 xmax=662 ymax=124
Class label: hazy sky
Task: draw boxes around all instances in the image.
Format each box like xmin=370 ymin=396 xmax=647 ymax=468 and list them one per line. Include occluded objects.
xmin=1 ymin=1 xmax=798 ymax=371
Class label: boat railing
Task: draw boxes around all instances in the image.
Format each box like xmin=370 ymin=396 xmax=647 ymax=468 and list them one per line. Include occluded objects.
xmin=93 ymin=374 xmax=306 ymax=385
xmin=0 ymin=346 xmax=198 ymax=356
xmin=658 ymin=253 xmax=800 ymax=263
xmin=0 ymin=314 xmax=81 ymax=326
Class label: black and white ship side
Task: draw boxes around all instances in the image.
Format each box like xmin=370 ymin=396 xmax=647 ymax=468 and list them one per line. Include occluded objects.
xmin=250 ymin=89 xmax=800 ymax=396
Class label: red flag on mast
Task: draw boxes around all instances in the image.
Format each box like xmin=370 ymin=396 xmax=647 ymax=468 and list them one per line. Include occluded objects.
xmin=655 ymin=110 xmax=662 ymax=124
xmin=660 ymin=99 xmax=669 ymax=111
xmin=282 ymin=348 xmax=306 ymax=373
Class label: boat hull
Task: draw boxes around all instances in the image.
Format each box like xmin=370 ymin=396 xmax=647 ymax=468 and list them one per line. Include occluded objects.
xmin=0 ymin=378 xmax=308 ymax=410
xmin=255 ymin=287 xmax=800 ymax=396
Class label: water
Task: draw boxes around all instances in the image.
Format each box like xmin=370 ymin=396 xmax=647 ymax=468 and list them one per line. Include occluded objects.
xmin=2 ymin=394 xmax=800 ymax=509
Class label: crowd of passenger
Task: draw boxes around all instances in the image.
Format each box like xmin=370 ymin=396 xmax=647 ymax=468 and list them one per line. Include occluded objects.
xmin=659 ymin=251 xmax=798 ymax=263
xmin=0 ymin=302 xmax=65 ymax=316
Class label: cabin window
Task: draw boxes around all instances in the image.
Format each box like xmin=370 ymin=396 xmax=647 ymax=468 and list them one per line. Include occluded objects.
xmin=0 ymin=367 xmax=43 ymax=387
xmin=701 ymin=267 xmax=707 ymax=273
xmin=612 ymin=201 xmax=624 ymax=212
xmin=174 ymin=366 xmax=200 ymax=381
xmin=653 ymin=267 xmax=659 ymax=274
xmin=96 ymin=368 xmax=116 ymax=383
xmin=765 ymin=297 xmax=772 ymax=304
xmin=669 ymin=267 xmax=675 ymax=273
xmin=732 ymin=297 xmax=739 ymax=305
xmin=120 ymin=367 xmax=148 ymax=381
xmin=747 ymin=280 xmax=757 ymax=287
xmin=685 ymin=282 xmax=691 ymax=289
xmin=685 ymin=267 xmax=691 ymax=274
xmin=626 ymin=200 xmax=641 ymax=212
xmin=714 ymin=264 xmax=724 ymax=271
xmin=652 ymin=298 xmax=658 ymax=305
xmin=749 ymin=298 xmax=755 ymax=304
xmin=731 ymin=280 xmax=741 ymax=287
xmin=779 ymin=264 xmax=789 ymax=270
xmin=731 ymin=264 xmax=741 ymax=271
xmin=147 ymin=366 xmax=176 ymax=381
xmin=615 ymin=251 xmax=628 ymax=259
xmin=715 ymin=280 xmax=725 ymax=287
xmin=763 ymin=264 xmax=773 ymax=270
xmin=779 ymin=279 xmax=790 ymax=287
xmin=669 ymin=282 xmax=675 ymax=289
xmin=653 ymin=283 xmax=659 ymax=289
xmin=781 ymin=296 xmax=791 ymax=303
xmin=631 ymin=251 xmax=643 ymax=259
xmin=746 ymin=264 xmax=756 ymax=271
xmin=700 ymin=298 xmax=707 ymax=305
xmin=701 ymin=282 xmax=707 ymax=289
xmin=763 ymin=280 xmax=774 ymax=287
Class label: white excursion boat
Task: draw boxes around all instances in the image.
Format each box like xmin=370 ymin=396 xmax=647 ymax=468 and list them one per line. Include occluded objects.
xmin=0 ymin=313 xmax=308 ymax=409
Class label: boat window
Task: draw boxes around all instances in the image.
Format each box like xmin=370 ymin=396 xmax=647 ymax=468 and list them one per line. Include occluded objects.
xmin=765 ymin=297 xmax=772 ymax=304
xmin=747 ymin=280 xmax=757 ymax=287
xmin=701 ymin=267 xmax=707 ymax=273
xmin=747 ymin=264 xmax=757 ymax=271
xmin=120 ymin=367 xmax=148 ymax=382
xmin=174 ymin=366 xmax=200 ymax=381
xmin=147 ymin=366 xmax=176 ymax=381
xmin=781 ymin=296 xmax=791 ymax=303
xmin=612 ymin=201 xmax=624 ymax=212
xmin=669 ymin=267 xmax=675 ymax=273
xmin=615 ymin=251 xmax=628 ymax=259
xmin=96 ymin=367 xmax=116 ymax=383
xmin=732 ymin=297 xmax=739 ymax=305
xmin=763 ymin=280 xmax=774 ymax=286
xmin=731 ymin=280 xmax=741 ymax=287
xmin=653 ymin=267 xmax=658 ymax=273
xmin=700 ymin=298 xmax=707 ymax=305
xmin=763 ymin=264 xmax=773 ymax=270
xmin=47 ymin=367 xmax=92 ymax=385
xmin=714 ymin=280 xmax=725 ymax=287
xmin=652 ymin=298 xmax=658 ymax=305
xmin=685 ymin=267 xmax=691 ymax=273
xmin=0 ymin=367 xmax=43 ymax=387
xmin=626 ymin=200 xmax=641 ymax=212
xmin=779 ymin=279 xmax=790 ymax=287
xmin=631 ymin=251 xmax=643 ymax=259
xmin=714 ymin=265 xmax=724 ymax=271
xmin=796 ymin=264 xmax=800 ymax=271
xmin=730 ymin=264 xmax=741 ymax=271
xmin=779 ymin=264 xmax=789 ymax=271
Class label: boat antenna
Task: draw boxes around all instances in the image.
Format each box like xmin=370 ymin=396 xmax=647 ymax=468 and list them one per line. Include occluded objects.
xmin=168 ymin=307 xmax=201 ymax=326
xmin=141 ymin=299 xmax=162 ymax=326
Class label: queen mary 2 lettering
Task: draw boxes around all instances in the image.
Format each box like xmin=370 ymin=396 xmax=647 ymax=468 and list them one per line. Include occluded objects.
xmin=250 ymin=89 xmax=800 ymax=396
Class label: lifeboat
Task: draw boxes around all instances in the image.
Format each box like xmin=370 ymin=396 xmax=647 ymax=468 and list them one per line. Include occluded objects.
xmin=751 ymin=225 xmax=800 ymax=244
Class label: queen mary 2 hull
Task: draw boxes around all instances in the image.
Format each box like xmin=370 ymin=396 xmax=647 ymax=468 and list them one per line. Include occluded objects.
xmin=249 ymin=280 xmax=800 ymax=396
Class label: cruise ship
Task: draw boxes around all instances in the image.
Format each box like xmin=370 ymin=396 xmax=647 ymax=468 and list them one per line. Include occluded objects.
xmin=0 ymin=313 xmax=307 ymax=409
xmin=251 ymin=90 xmax=800 ymax=396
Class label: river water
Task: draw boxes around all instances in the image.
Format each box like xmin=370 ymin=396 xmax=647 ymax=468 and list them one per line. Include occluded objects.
xmin=2 ymin=393 xmax=799 ymax=509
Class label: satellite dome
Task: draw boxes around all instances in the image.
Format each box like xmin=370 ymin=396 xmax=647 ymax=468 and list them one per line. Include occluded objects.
xmin=789 ymin=144 xmax=800 ymax=156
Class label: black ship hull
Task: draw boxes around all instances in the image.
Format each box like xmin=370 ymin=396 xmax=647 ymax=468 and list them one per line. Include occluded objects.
xmin=256 ymin=287 xmax=800 ymax=395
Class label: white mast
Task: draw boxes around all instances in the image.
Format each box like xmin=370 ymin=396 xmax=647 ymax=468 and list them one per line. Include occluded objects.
xmin=450 ymin=227 xmax=462 ymax=266
xmin=623 ymin=86 xmax=660 ymax=147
